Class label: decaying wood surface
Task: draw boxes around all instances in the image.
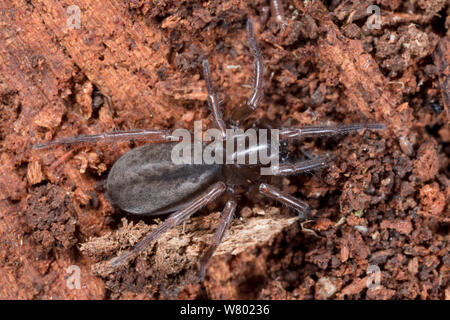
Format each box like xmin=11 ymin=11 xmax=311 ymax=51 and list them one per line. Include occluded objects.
xmin=0 ymin=0 xmax=448 ymax=299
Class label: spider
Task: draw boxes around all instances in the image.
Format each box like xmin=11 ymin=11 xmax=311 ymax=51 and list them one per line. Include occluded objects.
xmin=34 ymin=19 xmax=385 ymax=280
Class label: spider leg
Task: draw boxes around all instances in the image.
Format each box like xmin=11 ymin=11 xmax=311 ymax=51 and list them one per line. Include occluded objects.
xmin=279 ymin=123 xmax=386 ymax=140
xmin=259 ymin=183 xmax=311 ymax=220
xmin=272 ymin=156 xmax=330 ymax=176
xmin=271 ymin=0 xmax=289 ymax=30
xmin=202 ymin=59 xmax=227 ymax=138
xmin=108 ymin=181 xmax=226 ymax=269
xmin=231 ymin=19 xmax=265 ymax=123
xmin=199 ymin=199 xmax=237 ymax=281
xmin=33 ymin=129 xmax=179 ymax=150
xmin=261 ymin=6 xmax=270 ymax=26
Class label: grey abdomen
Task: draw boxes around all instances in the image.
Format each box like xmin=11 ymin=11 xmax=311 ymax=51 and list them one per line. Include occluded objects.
xmin=106 ymin=143 xmax=221 ymax=215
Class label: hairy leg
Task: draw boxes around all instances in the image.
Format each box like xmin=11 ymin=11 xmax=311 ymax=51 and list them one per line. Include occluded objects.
xmin=271 ymin=0 xmax=288 ymax=29
xmin=202 ymin=59 xmax=227 ymax=138
xmin=231 ymin=19 xmax=265 ymax=123
xmin=33 ymin=129 xmax=179 ymax=150
xmin=279 ymin=123 xmax=386 ymax=140
xmin=108 ymin=181 xmax=226 ymax=269
xmin=199 ymin=199 xmax=237 ymax=281
xmin=259 ymin=183 xmax=311 ymax=220
xmin=260 ymin=6 xmax=270 ymax=26
xmin=272 ymin=156 xmax=330 ymax=176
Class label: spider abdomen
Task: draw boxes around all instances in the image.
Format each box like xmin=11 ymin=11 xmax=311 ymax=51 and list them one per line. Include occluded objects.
xmin=106 ymin=143 xmax=222 ymax=215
